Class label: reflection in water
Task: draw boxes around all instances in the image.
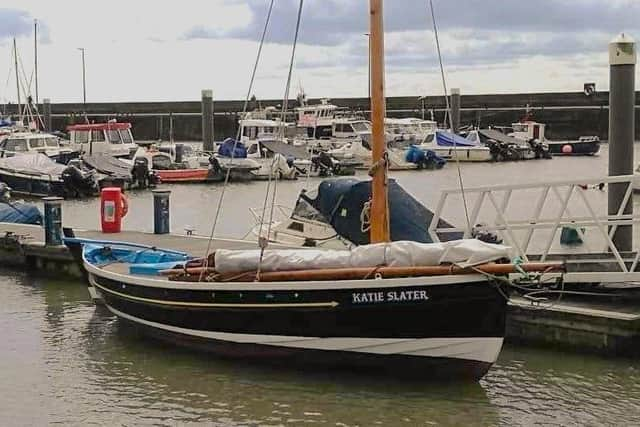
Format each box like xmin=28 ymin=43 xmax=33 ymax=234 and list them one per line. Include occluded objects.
xmin=2 ymin=272 xmax=640 ymax=425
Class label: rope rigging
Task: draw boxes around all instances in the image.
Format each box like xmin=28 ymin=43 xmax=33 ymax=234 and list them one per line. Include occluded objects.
xmin=200 ymin=0 xmax=276 ymax=280
xmin=257 ymin=0 xmax=305 ymax=278
xmin=428 ymin=0 xmax=472 ymax=235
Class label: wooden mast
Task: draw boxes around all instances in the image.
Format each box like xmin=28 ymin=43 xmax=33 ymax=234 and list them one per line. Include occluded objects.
xmin=369 ymin=0 xmax=389 ymax=243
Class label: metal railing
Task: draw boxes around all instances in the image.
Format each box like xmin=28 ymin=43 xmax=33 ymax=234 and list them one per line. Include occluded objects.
xmin=429 ymin=174 xmax=640 ymax=280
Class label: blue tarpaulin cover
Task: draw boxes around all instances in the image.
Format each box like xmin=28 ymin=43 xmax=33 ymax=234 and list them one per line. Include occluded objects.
xmin=307 ymin=178 xmax=460 ymax=245
xmin=218 ymin=138 xmax=248 ymax=158
xmin=405 ymin=145 xmax=447 ymax=167
xmin=436 ymin=130 xmax=480 ymax=147
xmin=0 ymin=202 xmax=42 ymax=224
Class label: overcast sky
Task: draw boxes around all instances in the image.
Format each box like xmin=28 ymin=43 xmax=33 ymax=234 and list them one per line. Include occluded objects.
xmin=0 ymin=0 xmax=638 ymax=103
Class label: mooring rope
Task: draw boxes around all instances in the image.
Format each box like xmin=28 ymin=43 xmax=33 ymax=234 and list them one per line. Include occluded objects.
xmin=429 ymin=0 xmax=471 ymax=235
xmin=200 ymin=0 xmax=275 ymax=280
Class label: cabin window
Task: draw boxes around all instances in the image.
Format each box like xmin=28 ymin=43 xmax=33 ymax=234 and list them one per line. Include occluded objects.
xmin=4 ymin=139 xmax=28 ymax=152
xmin=247 ymin=143 xmax=259 ymax=155
xmin=45 ymin=138 xmax=59 ymax=147
xmin=91 ymin=130 xmax=105 ymax=142
xmin=316 ymin=126 xmax=332 ymax=138
xmin=74 ymin=131 xmax=89 ymax=144
xmin=107 ymin=130 xmax=122 ymax=143
xmin=29 ymin=138 xmax=46 ymax=149
xmin=120 ymin=130 xmax=133 ymax=144
xmin=512 ymin=124 xmax=528 ymax=133
xmin=424 ymin=134 xmax=435 ymax=143
xmin=287 ymin=221 xmax=304 ymax=232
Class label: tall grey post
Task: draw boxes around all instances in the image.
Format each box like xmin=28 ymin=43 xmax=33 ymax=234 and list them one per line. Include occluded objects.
xmin=450 ymin=88 xmax=461 ymax=133
xmin=201 ymin=89 xmax=214 ymax=152
xmin=42 ymin=98 xmax=51 ymax=132
xmin=608 ymin=33 xmax=636 ymax=252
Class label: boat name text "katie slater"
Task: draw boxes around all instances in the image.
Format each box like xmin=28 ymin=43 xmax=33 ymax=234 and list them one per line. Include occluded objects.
xmin=351 ymin=290 xmax=429 ymax=304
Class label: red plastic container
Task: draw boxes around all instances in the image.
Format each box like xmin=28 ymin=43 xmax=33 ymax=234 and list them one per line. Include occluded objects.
xmin=100 ymin=187 xmax=128 ymax=233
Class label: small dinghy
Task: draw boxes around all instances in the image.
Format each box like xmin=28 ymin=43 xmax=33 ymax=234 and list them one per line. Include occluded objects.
xmin=0 ymin=183 xmax=42 ymax=224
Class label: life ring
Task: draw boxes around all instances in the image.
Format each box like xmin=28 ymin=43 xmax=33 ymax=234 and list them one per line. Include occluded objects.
xmin=121 ymin=193 xmax=129 ymax=217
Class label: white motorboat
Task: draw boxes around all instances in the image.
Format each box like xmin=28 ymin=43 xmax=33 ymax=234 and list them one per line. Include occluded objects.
xmin=0 ymin=131 xmax=78 ymax=164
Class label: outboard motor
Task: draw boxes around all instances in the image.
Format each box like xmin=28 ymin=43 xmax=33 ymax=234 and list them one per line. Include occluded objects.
xmin=62 ymin=164 xmax=99 ymax=198
xmin=0 ymin=183 xmax=11 ymax=202
xmin=132 ymin=157 xmax=154 ymax=189
xmin=209 ymin=155 xmax=221 ymax=174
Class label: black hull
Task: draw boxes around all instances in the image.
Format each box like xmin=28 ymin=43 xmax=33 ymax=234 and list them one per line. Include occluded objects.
xmin=0 ymin=170 xmax=66 ymax=198
xmin=89 ymin=272 xmax=506 ymax=381
xmin=548 ymin=140 xmax=600 ymax=155
xmin=120 ymin=315 xmax=493 ymax=381
xmin=92 ymin=275 xmax=506 ymax=338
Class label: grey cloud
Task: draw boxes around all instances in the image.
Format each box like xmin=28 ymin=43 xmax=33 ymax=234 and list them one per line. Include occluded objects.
xmin=0 ymin=8 xmax=35 ymax=40
xmin=184 ymin=0 xmax=640 ymax=45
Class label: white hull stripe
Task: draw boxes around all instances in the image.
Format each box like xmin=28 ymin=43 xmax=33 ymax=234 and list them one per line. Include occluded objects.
xmin=107 ymin=305 xmax=503 ymax=364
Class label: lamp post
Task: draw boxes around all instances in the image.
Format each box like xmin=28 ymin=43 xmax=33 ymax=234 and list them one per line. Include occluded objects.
xmin=77 ymin=48 xmax=86 ymax=120
xmin=419 ymin=96 xmax=426 ymax=120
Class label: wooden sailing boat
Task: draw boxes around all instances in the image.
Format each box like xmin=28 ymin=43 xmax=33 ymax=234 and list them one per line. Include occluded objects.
xmin=71 ymin=0 xmax=562 ymax=381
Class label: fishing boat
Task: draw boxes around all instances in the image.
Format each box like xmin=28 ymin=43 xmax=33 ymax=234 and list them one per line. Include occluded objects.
xmin=67 ymin=121 xmax=139 ymax=159
xmin=71 ymin=0 xmax=562 ymax=381
xmin=510 ymin=119 xmax=600 ymax=156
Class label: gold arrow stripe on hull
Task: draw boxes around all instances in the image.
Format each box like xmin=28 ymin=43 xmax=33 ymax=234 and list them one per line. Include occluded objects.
xmin=90 ymin=278 xmax=340 ymax=309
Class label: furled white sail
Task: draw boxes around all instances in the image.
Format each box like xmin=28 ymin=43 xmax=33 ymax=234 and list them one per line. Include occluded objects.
xmin=214 ymin=239 xmax=511 ymax=273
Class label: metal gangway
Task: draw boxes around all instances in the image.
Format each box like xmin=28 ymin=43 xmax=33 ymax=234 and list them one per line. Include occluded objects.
xmin=429 ymin=174 xmax=640 ymax=283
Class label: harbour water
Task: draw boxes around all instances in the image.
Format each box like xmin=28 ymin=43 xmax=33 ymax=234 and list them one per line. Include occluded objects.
xmin=3 ymin=145 xmax=640 ymax=425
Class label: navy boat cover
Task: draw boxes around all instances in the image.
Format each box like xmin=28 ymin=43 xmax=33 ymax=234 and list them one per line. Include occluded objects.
xmin=0 ymin=202 xmax=42 ymax=224
xmin=436 ymin=130 xmax=479 ymax=147
xmin=218 ymin=138 xmax=248 ymax=158
xmin=308 ymin=178 xmax=460 ymax=245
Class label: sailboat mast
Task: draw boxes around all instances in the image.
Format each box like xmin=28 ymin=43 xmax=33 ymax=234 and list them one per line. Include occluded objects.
xmin=13 ymin=38 xmax=22 ymax=124
xmin=369 ymin=0 xmax=389 ymax=242
xmin=34 ymin=19 xmax=39 ymax=106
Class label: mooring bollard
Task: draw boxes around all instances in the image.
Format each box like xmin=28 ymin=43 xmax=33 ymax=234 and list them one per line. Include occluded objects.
xmin=152 ymin=189 xmax=171 ymax=234
xmin=450 ymin=88 xmax=461 ymax=133
xmin=608 ymin=33 xmax=636 ymax=252
xmin=175 ymin=143 xmax=184 ymax=164
xmin=201 ymin=89 xmax=214 ymax=152
xmin=42 ymin=98 xmax=52 ymax=132
xmin=43 ymin=196 xmax=63 ymax=246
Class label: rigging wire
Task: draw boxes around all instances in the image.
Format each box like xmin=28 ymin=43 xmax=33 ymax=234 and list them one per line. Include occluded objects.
xmin=257 ymin=0 xmax=305 ymax=278
xmin=199 ymin=0 xmax=275 ymax=279
xmin=429 ymin=0 xmax=472 ymax=235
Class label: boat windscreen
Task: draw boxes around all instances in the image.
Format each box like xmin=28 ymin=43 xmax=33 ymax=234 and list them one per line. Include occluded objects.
xmin=292 ymin=194 xmax=327 ymax=223
xmin=351 ymin=122 xmax=370 ymax=132
xmin=107 ymin=130 xmax=122 ymax=143
xmin=119 ymin=130 xmax=133 ymax=144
